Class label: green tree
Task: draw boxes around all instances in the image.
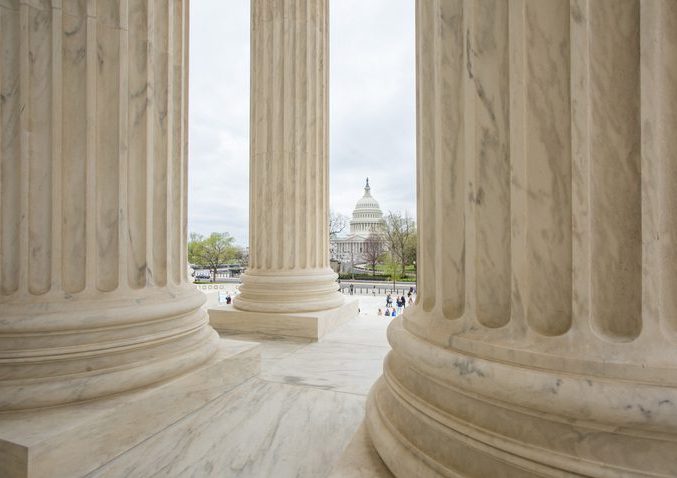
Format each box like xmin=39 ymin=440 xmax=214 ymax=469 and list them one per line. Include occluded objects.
xmin=383 ymin=211 xmax=416 ymax=276
xmin=384 ymin=254 xmax=402 ymax=290
xmin=404 ymin=232 xmax=417 ymax=274
xmin=188 ymin=232 xmax=240 ymax=282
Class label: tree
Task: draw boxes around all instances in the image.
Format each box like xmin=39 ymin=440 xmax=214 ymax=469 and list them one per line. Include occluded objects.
xmin=188 ymin=232 xmax=240 ymax=282
xmin=363 ymin=233 xmax=385 ymax=276
xmin=329 ymin=210 xmax=348 ymax=238
xmin=238 ymin=247 xmax=249 ymax=268
xmin=404 ymin=232 xmax=417 ymax=273
xmin=384 ymin=254 xmax=402 ymax=290
xmin=383 ymin=211 xmax=416 ymax=276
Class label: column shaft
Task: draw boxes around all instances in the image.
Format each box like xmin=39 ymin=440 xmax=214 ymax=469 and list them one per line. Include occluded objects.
xmin=236 ymin=0 xmax=343 ymax=313
xmin=366 ymin=1 xmax=677 ymax=476
xmin=0 ymin=0 xmax=220 ymax=411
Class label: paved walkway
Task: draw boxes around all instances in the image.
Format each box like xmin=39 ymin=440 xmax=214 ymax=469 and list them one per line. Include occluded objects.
xmin=95 ymin=295 xmax=397 ymax=477
xmin=206 ymin=295 xmax=395 ymax=478
xmin=210 ymin=295 xmax=393 ymax=478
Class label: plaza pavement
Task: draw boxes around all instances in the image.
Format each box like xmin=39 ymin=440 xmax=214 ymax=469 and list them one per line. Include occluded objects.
xmin=91 ymin=293 xmax=401 ymax=477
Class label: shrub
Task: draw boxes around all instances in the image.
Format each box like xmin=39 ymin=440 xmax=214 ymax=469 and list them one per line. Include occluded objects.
xmin=338 ymin=273 xmax=390 ymax=281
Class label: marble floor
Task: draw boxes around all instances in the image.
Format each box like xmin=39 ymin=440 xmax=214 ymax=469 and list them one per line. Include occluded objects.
xmin=87 ymin=294 xmax=397 ymax=478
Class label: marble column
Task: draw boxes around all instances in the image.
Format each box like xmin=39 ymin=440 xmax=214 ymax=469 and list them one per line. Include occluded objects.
xmin=365 ymin=1 xmax=677 ymax=476
xmin=235 ymin=0 xmax=343 ymax=313
xmin=0 ymin=0 xmax=222 ymax=411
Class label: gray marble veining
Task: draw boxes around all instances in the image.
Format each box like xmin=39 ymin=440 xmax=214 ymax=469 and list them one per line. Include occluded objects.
xmin=261 ymin=340 xmax=389 ymax=396
xmin=89 ymin=378 xmax=366 ymax=478
xmin=84 ymin=302 xmax=391 ymax=478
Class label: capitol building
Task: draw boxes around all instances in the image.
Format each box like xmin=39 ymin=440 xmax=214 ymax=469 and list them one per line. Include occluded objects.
xmin=330 ymin=178 xmax=385 ymax=266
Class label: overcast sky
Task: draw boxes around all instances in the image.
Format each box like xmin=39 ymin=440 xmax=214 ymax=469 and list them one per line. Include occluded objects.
xmin=188 ymin=1 xmax=416 ymax=245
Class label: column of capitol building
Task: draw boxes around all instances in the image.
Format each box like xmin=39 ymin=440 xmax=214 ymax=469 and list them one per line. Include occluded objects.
xmin=235 ymin=0 xmax=344 ymax=313
xmin=365 ymin=1 xmax=677 ymax=476
xmin=0 ymin=1 xmax=223 ymax=410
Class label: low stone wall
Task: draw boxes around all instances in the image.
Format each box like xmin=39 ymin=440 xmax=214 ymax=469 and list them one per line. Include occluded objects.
xmin=195 ymin=283 xmax=233 ymax=292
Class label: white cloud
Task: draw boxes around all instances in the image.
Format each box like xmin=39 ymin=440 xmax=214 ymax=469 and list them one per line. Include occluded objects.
xmin=189 ymin=1 xmax=416 ymax=245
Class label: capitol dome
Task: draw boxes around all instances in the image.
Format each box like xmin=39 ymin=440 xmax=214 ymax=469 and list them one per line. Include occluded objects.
xmin=350 ymin=178 xmax=385 ymax=235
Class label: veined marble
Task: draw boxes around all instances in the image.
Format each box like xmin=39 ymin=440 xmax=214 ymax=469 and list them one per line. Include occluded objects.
xmin=328 ymin=424 xmax=393 ymax=478
xmin=216 ymin=331 xmax=312 ymax=361
xmin=2 ymin=0 xmax=676 ymax=476
xmin=321 ymin=310 xmax=392 ymax=348
xmin=0 ymin=339 xmax=260 ymax=478
xmin=86 ymin=305 xmax=392 ymax=478
xmin=209 ymin=299 xmax=359 ymax=340
xmin=365 ymin=1 xmax=677 ymax=476
xmin=88 ymin=379 xmax=366 ymax=478
xmin=0 ymin=0 xmax=217 ymax=412
xmin=237 ymin=0 xmax=344 ymax=314
xmin=0 ymin=1 xmax=242 ymax=476
xmin=261 ymin=339 xmax=389 ymax=396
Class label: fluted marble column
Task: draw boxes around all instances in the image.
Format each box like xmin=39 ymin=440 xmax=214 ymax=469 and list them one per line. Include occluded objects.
xmin=235 ymin=0 xmax=343 ymax=313
xmin=0 ymin=0 xmax=221 ymax=410
xmin=366 ymin=1 xmax=677 ymax=476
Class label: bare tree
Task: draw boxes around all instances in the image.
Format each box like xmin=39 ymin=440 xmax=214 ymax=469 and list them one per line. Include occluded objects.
xmin=383 ymin=212 xmax=416 ymax=276
xmin=238 ymin=247 xmax=249 ymax=268
xmin=363 ymin=233 xmax=385 ymax=276
xmin=329 ymin=210 xmax=348 ymax=238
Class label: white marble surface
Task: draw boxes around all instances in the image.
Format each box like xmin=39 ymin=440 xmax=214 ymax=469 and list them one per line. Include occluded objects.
xmin=328 ymin=424 xmax=393 ymax=478
xmin=321 ymin=308 xmax=392 ymax=348
xmin=250 ymin=297 xmax=391 ymax=395
xmin=89 ymin=379 xmax=366 ymax=478
xmin=240 ymin=0 xmax=344 ymax=314
xmin=0 ymin=339 xmax=260 ymax=478
xmin=261 ymin=340 xmax=388 ymax=396
xmin=0 ymin=0 xmax=221 ymax=416
xmin=85 ymin=295 xmax=392 ymax=478
xmin=220 ymin=331 xmax=312 ymax=360
xmin=210 ymin=299 xmax=359 ymax=340
xmin=365 ymin=2 xmax=677 ymax=476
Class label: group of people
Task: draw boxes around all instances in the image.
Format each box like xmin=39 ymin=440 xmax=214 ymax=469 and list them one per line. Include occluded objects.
xmin=378 ymin=287 xmax=415 ymax=317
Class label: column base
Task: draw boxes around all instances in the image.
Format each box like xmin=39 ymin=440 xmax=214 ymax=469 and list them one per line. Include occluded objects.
xmin=328 ymin=423 xmax=394 ymax=478
xmin=235 ymin=269 xmax=345 ymax=313
xmin=0 ymin=338 xmax=260 ymax=478
xmin=0 ymin=286 xmax=222 ymax=411
xmin=365 ymin=317 xmax=677 ymax=478
xmin=208 ymin=299 xmax=359 ymax=340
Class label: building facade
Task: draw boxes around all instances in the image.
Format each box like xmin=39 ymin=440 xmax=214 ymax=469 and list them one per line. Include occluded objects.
xmin=331 ymin=179 xmax=385 ymax=267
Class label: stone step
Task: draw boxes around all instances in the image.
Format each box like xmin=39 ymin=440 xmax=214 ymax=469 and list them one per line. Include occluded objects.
xmin=0 ymin=339 xmax=260 ymax=478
